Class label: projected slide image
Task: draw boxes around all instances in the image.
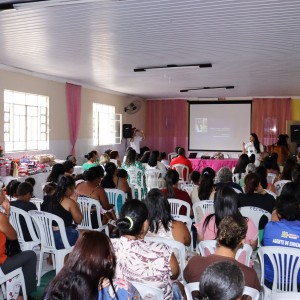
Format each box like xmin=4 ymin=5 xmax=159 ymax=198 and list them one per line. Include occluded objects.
xmin=195 ymin=118 xmax=208 ymax=133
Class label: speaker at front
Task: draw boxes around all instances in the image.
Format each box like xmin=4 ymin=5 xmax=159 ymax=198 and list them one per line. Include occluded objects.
xmin=122 ymin=124 xmax=133 ymax=139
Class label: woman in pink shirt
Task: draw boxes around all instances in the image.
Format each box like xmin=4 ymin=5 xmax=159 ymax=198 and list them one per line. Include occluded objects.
xmin=195 ymin=186 xmax=258 ymax=250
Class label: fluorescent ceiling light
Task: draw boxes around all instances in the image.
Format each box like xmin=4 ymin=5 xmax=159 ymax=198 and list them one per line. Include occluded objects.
xmin=180 ymin=86 xmax=234 ymax=92
xmin=134 ymin=63 xmax=212 ymax=72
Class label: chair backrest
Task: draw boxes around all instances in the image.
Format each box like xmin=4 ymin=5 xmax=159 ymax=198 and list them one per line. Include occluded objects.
xmin=258 ymin=246 xmax=300 ymax=293
xmin=267 ymin=173 xmax=277 ymax=184
xmin=265 ymin=189 xmax=277 ymax=199
xmin=172 ymin=214 xmax=193 ymax=232
xmin=168 ymin=198 xmax=191 ymax=217
xmin=104 ymin=188 xmax=126 ymax=218
xmin=145 ymin=236 xmax=186 ymax=280
xmin=232 ymin=187 xmax=242 ymax=194
xmin=232 ymin=173 xmax=241 ymax=183
xmin=192 ymin=200 xmax=215 ymax=224
xmin=145 ymin=169 xmax=162 ymax=190
xmin=269 ymin=292 xmax=300 ymax=300
xmin=239 ymin=206 xmax=271 ymax=231
xmin=199 ymin=240 xmax=253 ymax=267
xmin=130 ymin=281 xmax=164 ymax=300
xmin=126 ymin=167 xmax=143 ymax=186
xmin=30 ymin=197 xmax=43 ymax=210
xmin=172 ymin=164 xmax=189 ymax=181
xmin=168 ymin=152 xmax=177 ymax=162
xmin=184 ymin=282 xmax=200 ymax=300
xmin=77 ymin=196 xmax=105 ymax=231
xmin=243 ymin=286 xmax=260 ymax=300
xmin=10 ymin=206 xmax=40 ymax=251
xmin=274 ymin=180 xmax=291 ymax=196
xmin=28 ymin=210 xmax=71 ymax=251
xmin=181 ymin=183 xmax=194 ymax=195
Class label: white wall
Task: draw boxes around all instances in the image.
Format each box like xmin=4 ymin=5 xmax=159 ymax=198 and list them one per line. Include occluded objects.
xmin=0 ymin=69 xmax=146 ymax=163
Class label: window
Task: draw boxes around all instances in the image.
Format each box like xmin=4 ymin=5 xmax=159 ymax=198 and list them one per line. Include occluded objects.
xmin=93 ymin=103 xmax=122 ymax=146
xmin=4 ymin=90 xmax=49 ymax=152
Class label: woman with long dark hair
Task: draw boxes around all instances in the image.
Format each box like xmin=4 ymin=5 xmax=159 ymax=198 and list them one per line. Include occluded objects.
xmin=42 ymin=175 xmax=83 ymax=249
xmin=198 ymin=167 xmax=216 ymax=201
xmin=161 ymin=169 xmax=193 ymax=217
xmin=195 ymin=186 xmax=258 ymax=250
xmin=101 ymin=162 xmax=132 ymax=200
xmin=43 ymin=231 xmax=141 ymax=300
xmin=144 ymin=189 xmax=191 ymax=246
xmin=243 ymin=133 xmax=263 ymax=166
xmin=47 ymin=163 xmax=65 ymax=183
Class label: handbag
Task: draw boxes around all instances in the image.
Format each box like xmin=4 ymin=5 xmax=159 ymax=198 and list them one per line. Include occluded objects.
xmin=6 ymin=239 xmax=21 ymax=257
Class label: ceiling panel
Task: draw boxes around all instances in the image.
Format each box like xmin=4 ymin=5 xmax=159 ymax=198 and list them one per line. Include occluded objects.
xmin=0 ymin=0 xmax=300 ymax=98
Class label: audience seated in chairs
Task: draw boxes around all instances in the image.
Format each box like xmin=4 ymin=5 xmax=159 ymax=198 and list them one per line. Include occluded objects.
xmin=263 ymin=182 xmax=300 ymax=288
xmin=0 ymin=191 xmax=37 ymax=299
xmin=43 ymin=231 xmax=142 ymax=300
xmin=234 ymin=153 xmax=250 ymax=176
xmin=82 ymin=150 xmax=99 ymax=171
xmin=161 ymin=169 xmax=193 ymax=217
xmin=101 ymin=162 xmax=132 ymax=200
xmin=199 ymin=261 xmax=245 ymax=300
xmin=146 ymin=150 xmax=167 ymax=178
xmin=46 ymin=163 xmax=65 ymax=184
xmin=62 ymin=160 xmax=76 ymax=177
xmin=184 ymin=215 xmax=261 ymax=292
xmin=160 ymin=151 xmax=170 ymax=167
xmin=109 ymin=150 xmax=122 ymax=168
xmin=144 ymin=189 xmax=191 ymax=247
xmin=112 ymin=200 xmax=180 ymax=300
xmin=42 ymin=176 xmax=83 ymax=249
xmin=255 ymin=165 xmax=276 ymax=194
xmin=194 ymin=186 xmax=258 ymax=251
xmin=280 ymin=157 xmax=297 ymax=181
xmin=10 ymin=182 xmax=38 ymax=242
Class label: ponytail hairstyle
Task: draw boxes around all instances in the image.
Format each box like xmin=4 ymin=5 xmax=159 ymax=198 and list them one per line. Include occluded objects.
xmin=101 ymin=162 xmax=117 ymax=189
xmin=116 ymin=200 xmax=148 ymax=237
xmin=198 ymin=167 xmax=215 ymax=200
xmin=165 ymin=169 xmax=179 ymax=198
xmin=84 ymin=150 xmax=98 ymax=161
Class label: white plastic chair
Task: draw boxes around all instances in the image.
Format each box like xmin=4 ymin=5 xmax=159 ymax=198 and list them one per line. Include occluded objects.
xmin=0 ymin=267 xmax=27 ymax=300
xmin=127 ymin=167 xmax=144 ymax=200
xmin=130 ymin=281 xmax=164 ymax=300
xmin=9 ymin=206 xmax=40 ymax=251
xmin=265 ymin=189 xmax=277 ymax=199
xmin=168 ymin=152 xmax=177 ymax=162
xmin=193 ymin=200 xmax=215 ymax=224
xmin=232 ymin=173 xmax=243 ymax=184
xmin=232 ymin=187 xmax=242 ymax=193
xmin=274 ymin=180 xmax=291 ymax=196
xmin=145 ymin=236 xmax=186 ymax=281
xmin=77 ymin=197 xmax=109 ymax=234
xmin=184 ymin=282 xmax=199 ymax=300
xmin=28 ymin=210 xmax=74 ymax=286
xmin=168 ymin=198 xmax=191 ymax=217
xmin=198 ymin=240 xmax=253 ymax=267
xmin=269 ymin=292 xmax=300 ymax=300
xmin=258 ymin=246 xmax=300 ymax=300
xmin=267 ymin=173 xmax=277 ymax=185
xmin=30 ymin=197 xmax=43 ymax=210
xmin=181 ymin=183 xmax=194 ymax=195
xmin=145 ymin=169 xmax=162 ymax=191
xmin=172 ymin=164 xmax=189 ymax=181
xmin=104 ymin=189 xmax=126 ymax=218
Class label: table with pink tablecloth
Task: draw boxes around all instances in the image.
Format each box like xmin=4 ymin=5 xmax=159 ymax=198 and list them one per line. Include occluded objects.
xmin=189 ymin=158 xmax=238 ymax=173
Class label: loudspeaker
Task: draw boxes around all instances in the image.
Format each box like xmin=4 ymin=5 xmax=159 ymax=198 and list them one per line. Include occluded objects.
xmin=123 ymin=124 xmax=132 ymax=139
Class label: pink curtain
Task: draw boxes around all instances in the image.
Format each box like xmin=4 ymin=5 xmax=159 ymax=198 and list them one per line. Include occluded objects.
xmin=66 ymin=83 xmax=82 ymax=156
xmin=145 ymin=100 xmax=188 ymax=154
xmin=252 ymin=98 xmax=291 ymax=146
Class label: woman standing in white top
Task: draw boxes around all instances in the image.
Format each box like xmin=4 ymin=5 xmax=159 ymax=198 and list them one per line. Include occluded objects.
xmin=130 ymin=128 xmax=145 ymax=154
xmin=243 ymin=133 xmax=264 ymax=166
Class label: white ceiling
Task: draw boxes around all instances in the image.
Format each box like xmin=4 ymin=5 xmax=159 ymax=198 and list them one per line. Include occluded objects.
xmin=1 ymin=0 xmax=300 ymax=99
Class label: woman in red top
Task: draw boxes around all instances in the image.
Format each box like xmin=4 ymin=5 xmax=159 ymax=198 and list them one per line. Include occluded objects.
xmin=0 ymin=191 xmax=37 ymax=299
xmin=161 ymin=169 xmax=193 ymax=217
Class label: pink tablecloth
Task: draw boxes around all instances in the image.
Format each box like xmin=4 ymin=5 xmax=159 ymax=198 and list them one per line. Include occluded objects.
xmin=189 ymin=158 xmax=238 ymax=173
